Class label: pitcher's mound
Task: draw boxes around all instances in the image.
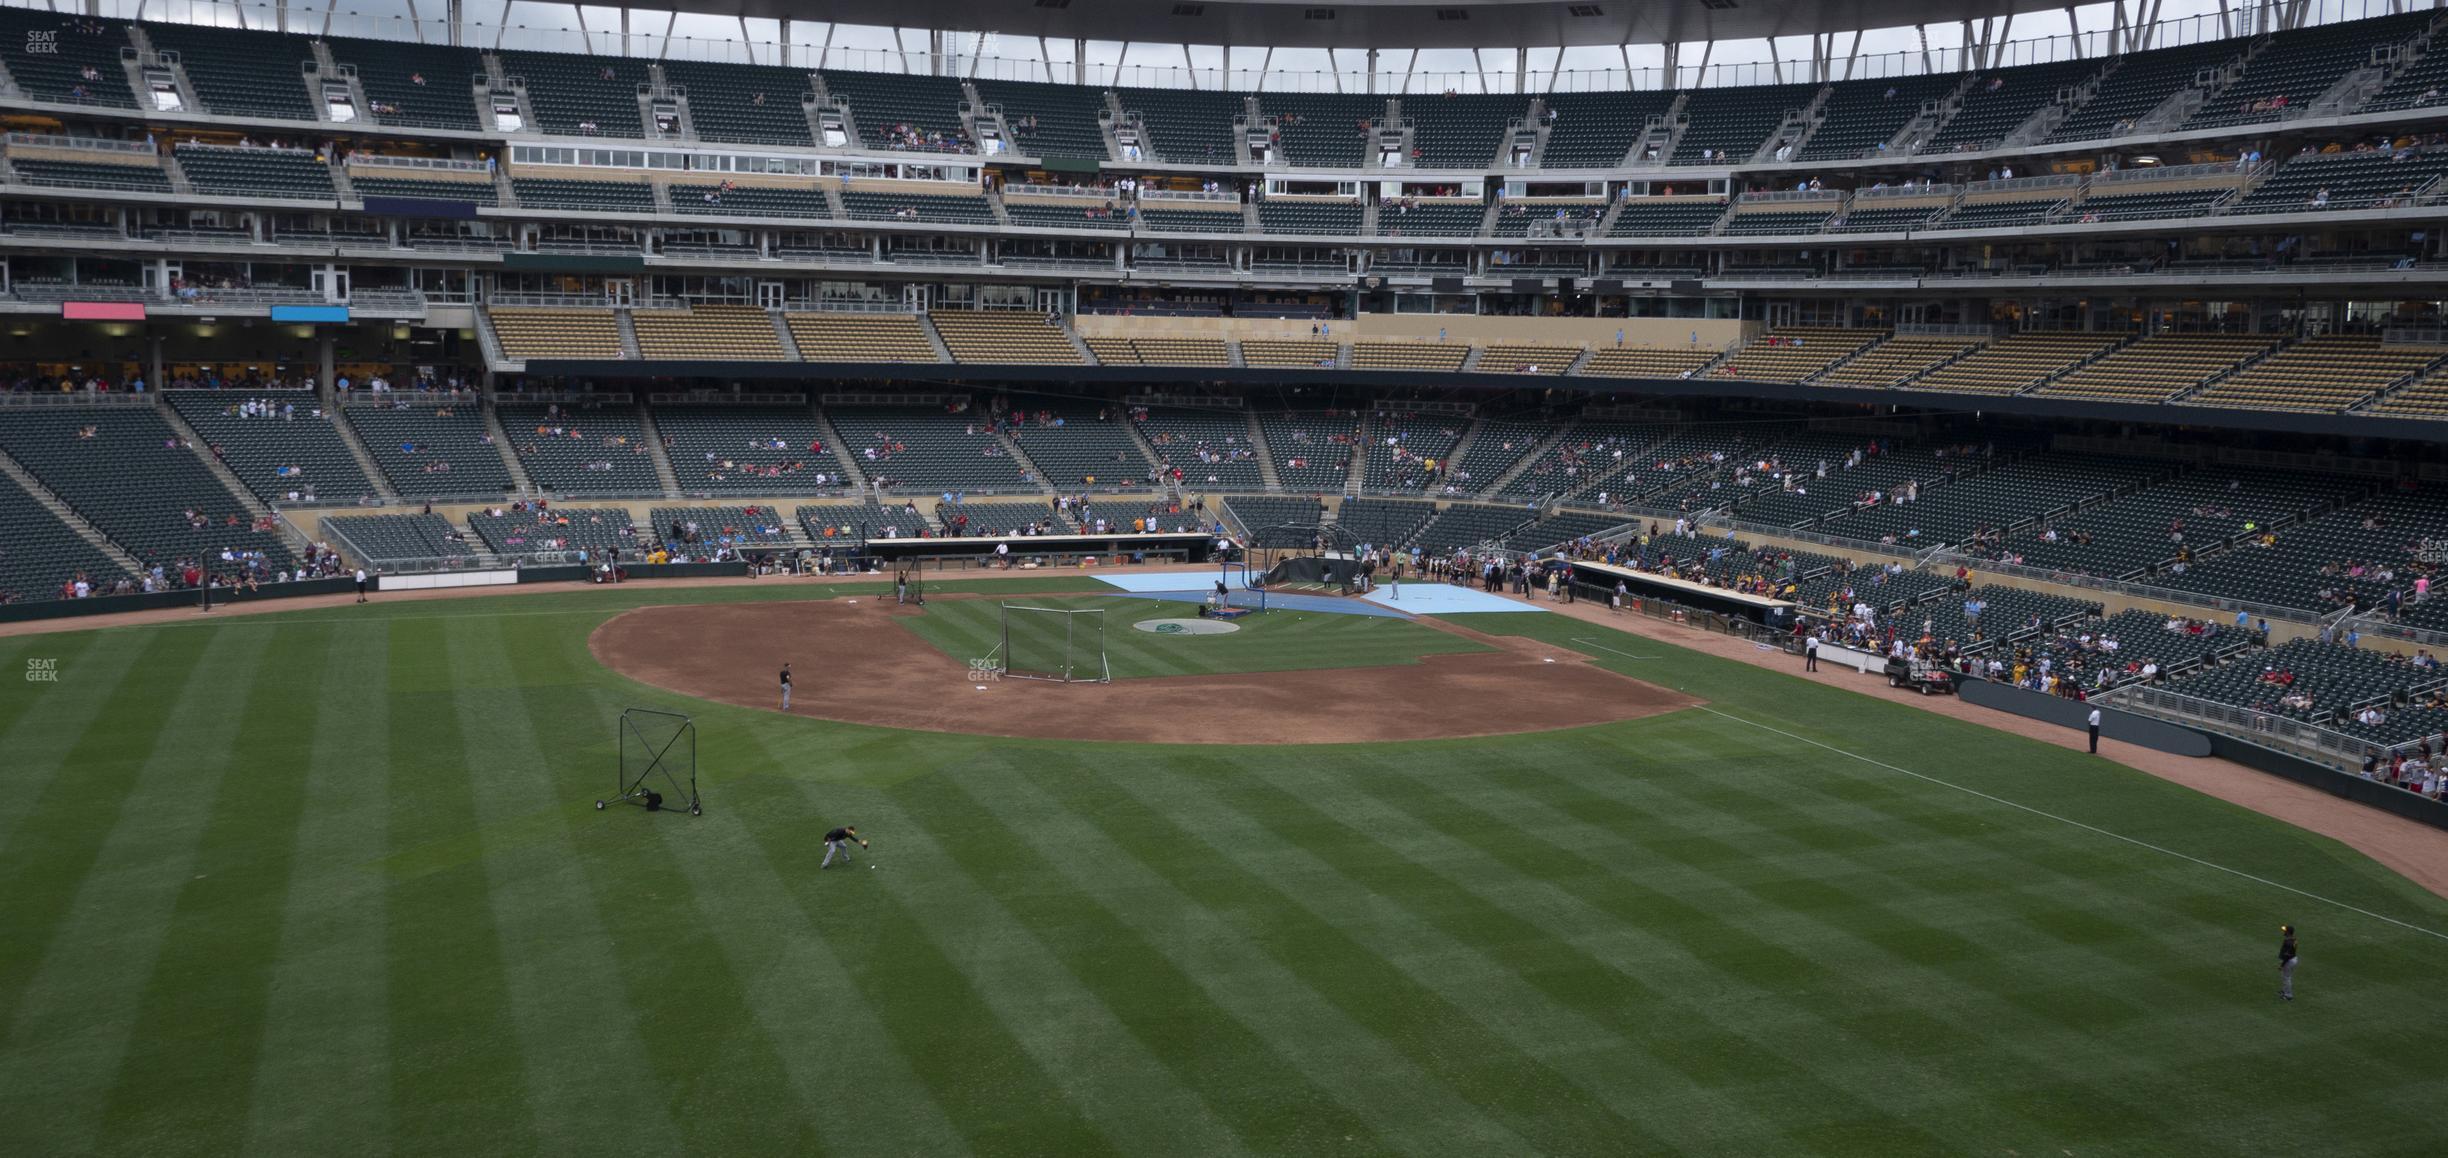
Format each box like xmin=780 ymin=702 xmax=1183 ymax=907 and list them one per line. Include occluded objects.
xmin=590 ymin=599 xmax=1697 ymax=745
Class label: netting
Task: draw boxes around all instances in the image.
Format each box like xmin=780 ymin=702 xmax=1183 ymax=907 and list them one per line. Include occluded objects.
xmin=999 ymin=605 xmax=1109 ymax=683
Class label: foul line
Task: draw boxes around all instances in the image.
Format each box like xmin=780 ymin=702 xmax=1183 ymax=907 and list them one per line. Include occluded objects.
xmin=1696 ymin=705 xmax=2448 ymax=945
xmin=1571 ymin=637 xmax=1662 ymax=661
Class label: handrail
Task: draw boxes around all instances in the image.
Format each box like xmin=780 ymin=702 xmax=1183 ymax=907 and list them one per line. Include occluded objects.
xmin=1003 ymin=182 xmax=1115 ymax=199
xmin=1740 ymin=187 xmax=1844 ymax=205
xmin=4 ymin=132 xmax=157 ymax=156
xmin=345 ymin=153 xmax=491 ymax=173
xmin=1855 ymin=182 xmax=1956 ymax=200
xmin=2092 ymin=160 xmax=2249 ymax=184
xmin=1961 ymin=173 xmax=2083 ymax=195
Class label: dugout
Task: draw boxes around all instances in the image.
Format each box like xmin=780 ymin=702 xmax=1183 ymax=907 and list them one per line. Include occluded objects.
xmin=1569 ymin=558 xmax=1797 ymax=626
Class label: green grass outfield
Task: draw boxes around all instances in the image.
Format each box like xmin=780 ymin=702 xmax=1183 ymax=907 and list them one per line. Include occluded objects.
xmin=2 ymin=579 xmax=2446 ymax=1156
xmin=895 ymin=594 xmax=1491 ymax=680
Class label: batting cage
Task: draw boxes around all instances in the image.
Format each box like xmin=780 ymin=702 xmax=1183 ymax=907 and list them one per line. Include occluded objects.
xmin=599 ymin=707 xmax=701 ymax=816
xmin=995 ymin=604 xmax=1111 ymax=683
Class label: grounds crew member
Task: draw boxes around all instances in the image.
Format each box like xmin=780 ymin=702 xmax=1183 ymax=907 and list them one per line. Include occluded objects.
xmin=779 ymin=662 xmax=793 ymax=711
xmin=2088 ymin=706 xmax=2103 ymax=753
xmin=822 ymin=825 xmax=869 ymax=869
xmin=2278 ymin=924 xmax=2299 ymax=1001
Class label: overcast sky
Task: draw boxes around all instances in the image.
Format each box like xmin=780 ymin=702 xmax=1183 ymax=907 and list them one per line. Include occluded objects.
xmin=31 ymin=0 xmax=2400 ymax=90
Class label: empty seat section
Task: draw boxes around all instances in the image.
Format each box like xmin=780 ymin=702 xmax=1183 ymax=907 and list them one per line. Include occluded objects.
xmin=1224 ymin=495 xmax=1328 ymax=545
xmin=1934 ymin=195 xmax=2067 ymax=229
xmin=2190 ymin=14 xmax=2428 ymax=128
xmin=327 ymin=36 xmax=485 ymax=130
xmin=663 ymin=59 xmax=815 ymax=146
xmin=822 ymin=70 xmax=971 ymax=151
xmin=1350 ymin=342 xmax=1469 ymax=372
xmin=1138 ymin=407 xmax=1266 ymax=489
xmin=926 ymin=312 xmax=1082 ymax=363
xmin=2076 ymin=186 xmax=2232 ymax=221
xmin=1256 ymin=201 xmax=1362 ymax=235
xmin=2036 ymin=333 xmax=2279 ymax=403
xmin=1608 ymin=199 xmax=1727 ymax=237
xmin=1360 ymin=419 xmax=1466 ymax=492
xmin=1139 ymin=205 xmax=1245 ymax=233
xmin=499 ymin=49 xmax=651 ymax=137
xmin=1925 ymin=60 xmax=2095 ymax=151
xmin=325 ymin=513 xmax=475 ymax=565
xmin=168 ymin=391 xmax=378 ymax=503
xmin=468 ymin=506 xmax=641 ymax=555
xmin=1714 ymin=328 xmax=1884 ymax=382
xmin=147 ymin=22 xmax=315 ymax=119
xmin=1673 ymin=83 xmax=1817 ymax=164
xmin=2049 ymin=39 xmax=2240 ymax=142
xmin=652 ymin=505 xmax=798 ymax=551
xmin=632 ymin=305 xmax=788 ymax=361
xmin=1239 ymin=340 xmax=1340 ymax=368
xmin=669 ymin=182 xmax=827 ymax=217
xmin=1540 ymin=91 xmax=1674 ymax=167
xmin=973 ymin=79 xmax=1110 ymax=161
xmin=1117 ymin=86 xmax=1247 ymax=164
xmin=1128 ymin=338 xmax=1232 ymax=366
xmin=1002 ymin=200 xmax=1130 ymax=230
xmin=1004 ymin=405 xmax=1152 ymax=488
xmin=840 ymin=189 xmax=994 ymax=224
xmin=1256 ymin=93 xmax=1386 ymax=167
xmin=1336 ymin=498 xmax=1439 ymax=545
xmin=1819 ymin=335 xmax=1981 ymax=388
xmin=0 ymin=406 xmax=298 ymax=572
xmin=1405 ymin=94 xmax=1529 ymax=168
xmin=1910 ymin=332 xmax=2122 ymax=394
xmin=175 ymin=145 xmax=335 ymax=198
xmin=2186 ymin=336 xmax=2443 ymax=412
xmin=828 ymin=405 xmax=1032 ymax=492
xmin=1801 ymin=74 xmax=1963 ymax=161
xmin=489 ymin=308 xmax=626 ymax=360
xmin=498 ymin=403 xmax=660 ymax=494
xmin=1720 ymin=208 xmax=1833 ymax=236
xmin=9 ymin=158 xmax=170 ymax=192
xmin=0 ymin=9 xmax=136 ymax=107
xmin=787 ymin=314 xmax=939 ymax=362
xmin=1253 ymin=411 xmax=1361 ymax=492
xmin=2229 ymin=148 xmax=2448 ymax=214
xmin=1826 ymin=204 xmax=1940 ymax=233
xmin=1476 ymin=345 xmax=1578 ymax=374
xmin=0 ymin=468 xmax=134 ymax=600
xmin=1376 ymin=203 xmax=1484 ymax=236
xmin=2366 ymin=364 xmax=2448 ymax=417
xmin=510 ymin=176 xmax=654 ymax=212
xmin=1581 ymin=347 xmax=1716 ymax=378
xmin=344 ymin=403 xmax=514 ymax=496
xmin=655 ymin=405 xmax=852 ymax=493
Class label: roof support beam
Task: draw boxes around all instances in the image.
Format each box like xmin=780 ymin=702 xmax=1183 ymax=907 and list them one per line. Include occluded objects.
xmin=1400 ymin=48 xmax=1418 ymax=95
xmin=1768 ymin=36 xmax=1783 ymax=85
xmin=1365 ymin=47 xmax=1377 ymax=93
xmin=1184 ymin=42 xmax=1198 ymax=90
xmin=817 ymin=20 xmax=835 ymax=69
xmin=778 ymin=17 xmax=790 ymax=68
xmin=1915 ymin=24 xmax=1931 ymax=73
xmin=2064 ymin=6 xmax=2082 ymax=56
xmin=740 ymin=17 xmax=756 ymax=66
xmin=573 ymin=5 xmax=594 ymax=56
xmin=1514 ymin=46 xmax=1527 ymax=94
xmin=492 ymin=0 xmax=511 ymax=51
xmin=656 ymin=7 xmax=675 ymax=59
xmin=1840 ymin=29 xmax=1861 ymax=81
xmin=1473 ymin=47 xmax=1490 ymax=94
xmin=1662 ymin=40 xmax=1679 ymax=88
xmin=448 ymin=0 xmax=461 ymax=47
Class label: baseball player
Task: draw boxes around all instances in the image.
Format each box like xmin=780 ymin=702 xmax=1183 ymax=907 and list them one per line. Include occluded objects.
xmin=779 ymin=662 xmax=793 ymax=711
xmin=2278 ymin=924 xmax=2298 ymax=1001
xmin=821 ymin=825 xmax=869 ymax=869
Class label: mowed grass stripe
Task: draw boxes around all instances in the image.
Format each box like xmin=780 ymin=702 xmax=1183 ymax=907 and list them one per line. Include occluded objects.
xmin=1189 ymin=751 xmax=1959 ymax=1154
xmin=955 ymin=761 xmax=1535 ymax=1154
xmin=442 ymin=616 xmax=687 ymax=1153
xmin=1043 ymin=758 xmax=1655 ymax=1156
xmin=1593 ymin=726 xmax=2437 ymax=1147
xmin=0 ymin=627 xmax=263 ymax=1154
xmin=497 ymin=616 xmax=810 ymax=1155
xmin=246 ymin=620 xmax=395 ymax=1152
xmin=644 ymin=772 xmax=971 ymax=1156
xmin=1358 ymin=740 xmax=2151 ymax=1148
xmin=0 ymin=631 xmax=140 ymax=859
xmin=382 ymin=618 xmax=538 ymax=1154
xmin=821 ymin=782 xmax=1254 ymax=1157
xmin=722 ymin=746 xmax=1122 ymax=1155
xmin=890 ymin=765 xmax=1375 ymax=1155
xmin=97 ymin=624 xmax=334 ymax=1155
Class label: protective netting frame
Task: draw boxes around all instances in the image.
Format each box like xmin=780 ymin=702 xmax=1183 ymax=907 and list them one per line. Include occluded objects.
xmin=996 ymin=604 xmax=1111 ymax=683
xmin=601 ymin=707 xmax=701 ymax=816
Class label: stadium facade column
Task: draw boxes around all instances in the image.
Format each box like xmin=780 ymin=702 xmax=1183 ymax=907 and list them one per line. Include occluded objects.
xmin=319 ymin=330 xmax=336 ymax=394
xmin=148 ymin=332 xmax=163 ymax=393
xmin=1366 ymin=48 xmax=1376 ymax=93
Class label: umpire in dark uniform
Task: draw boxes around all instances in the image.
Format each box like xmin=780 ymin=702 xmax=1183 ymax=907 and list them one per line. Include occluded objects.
xmin=2278 ymin=924 xmax=2299 ymax=1001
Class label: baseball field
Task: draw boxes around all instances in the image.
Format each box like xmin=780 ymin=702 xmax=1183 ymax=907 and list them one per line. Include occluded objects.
xmin=2 ymin=575 xmax=2444 ymax=1156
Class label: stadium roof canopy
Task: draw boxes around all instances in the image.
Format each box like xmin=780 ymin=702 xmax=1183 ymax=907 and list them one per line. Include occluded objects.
xmin=646 ymin=0 xmax=2057 ymax=50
